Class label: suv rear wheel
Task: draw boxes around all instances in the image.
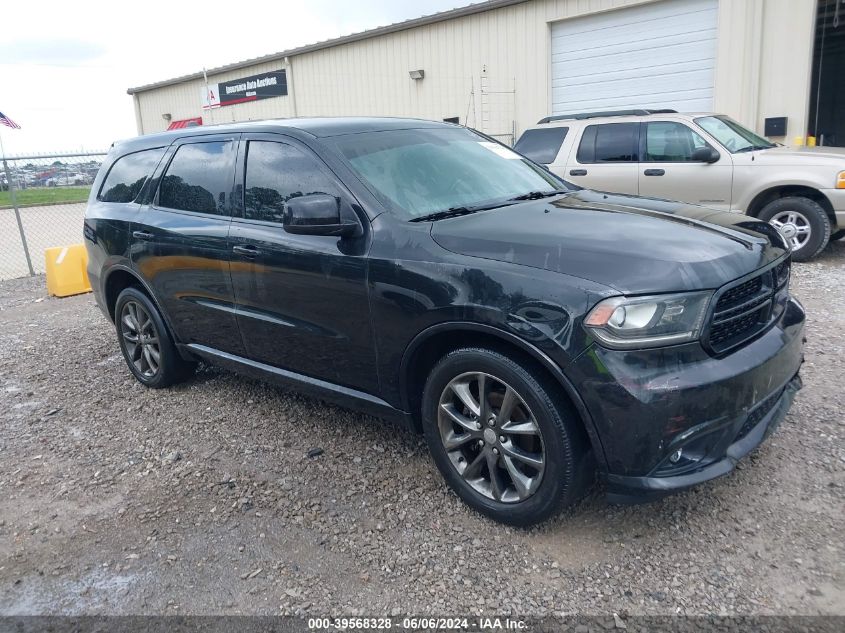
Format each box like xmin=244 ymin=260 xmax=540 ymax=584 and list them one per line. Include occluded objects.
xmin=759 ymin=197 xmax=831 ymax=262
xmin=421 ymin=347 xmax=589 ymax=526
xmin=114 ymin=287 xmax=196 ymax=388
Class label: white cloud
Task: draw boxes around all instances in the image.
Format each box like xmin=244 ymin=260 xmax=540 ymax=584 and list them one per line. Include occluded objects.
xmin=0 ymin=0 xmax=473 ymax=154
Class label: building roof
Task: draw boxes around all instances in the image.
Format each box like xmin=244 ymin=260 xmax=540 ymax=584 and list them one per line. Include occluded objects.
xmin=127 ymin=0 xmax=528 ymax=95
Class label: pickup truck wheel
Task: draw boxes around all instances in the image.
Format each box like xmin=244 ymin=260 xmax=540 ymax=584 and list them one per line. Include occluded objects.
xmin=114 ymin=287 xmax=196 ymax=388
xmin=421 ymin=347 xmax=589 ymax=526
xmin=831 ymin=229 xmax=845 ymax=241
xmin=759 ymin=197 xmax=830 ymax=262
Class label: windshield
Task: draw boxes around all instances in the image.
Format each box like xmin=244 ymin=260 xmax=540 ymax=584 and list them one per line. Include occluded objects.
xmin=694 ymin=115 xmax=775 ymax=153
xmin=329 ymin=127 xmax=566 ymax=219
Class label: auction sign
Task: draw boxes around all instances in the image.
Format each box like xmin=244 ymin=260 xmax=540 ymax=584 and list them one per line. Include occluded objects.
xmin=201 ymin=70 xmax=287 ymax=109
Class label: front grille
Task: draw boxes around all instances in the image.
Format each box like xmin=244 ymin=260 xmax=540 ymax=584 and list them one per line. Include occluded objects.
xmin=735 ymin=387 xmax=784 ymax=442
xmin=706 ymin=258 xmax=790 ymax=354
xmin=709 ymin=308 xmax=768 ymax=346
xmin=717 ymin=276 xmax=763 ymax=309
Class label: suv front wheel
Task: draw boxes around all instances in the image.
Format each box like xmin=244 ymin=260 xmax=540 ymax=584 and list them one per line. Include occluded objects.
xmin=421 ymin=347 xmax=589 ymax=526
xmin=759 ymin=197 xmax=831 ymax=262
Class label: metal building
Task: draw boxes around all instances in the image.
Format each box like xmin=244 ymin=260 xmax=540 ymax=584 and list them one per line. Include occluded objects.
xmin=128 ymin=0 xmax=840 ymax=147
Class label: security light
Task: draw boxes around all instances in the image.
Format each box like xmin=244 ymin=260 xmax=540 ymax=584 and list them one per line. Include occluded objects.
xmin=408 ymin=70 xmax=425 ymax=80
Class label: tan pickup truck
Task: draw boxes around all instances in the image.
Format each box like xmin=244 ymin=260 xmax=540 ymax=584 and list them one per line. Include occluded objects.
xmin=515 ymin=110 xmax=845 ymax=261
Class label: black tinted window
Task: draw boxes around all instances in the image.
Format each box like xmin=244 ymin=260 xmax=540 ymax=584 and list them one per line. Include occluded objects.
xmin=514 ymin=127 xmax=568 ymax=164
xmin=576 ymin=123 xmax=638 ymax=163
xmin=98 ymin=148 xmax=165 ymax=203
xmin=244 ymin=141 xmax=341 ymax=223
xmin=159 ymin=141 xmax=233 ymax=215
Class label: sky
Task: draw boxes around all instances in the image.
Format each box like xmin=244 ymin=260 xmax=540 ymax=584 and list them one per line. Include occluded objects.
xmin=0 ymin=0 xmax=475 ymax=155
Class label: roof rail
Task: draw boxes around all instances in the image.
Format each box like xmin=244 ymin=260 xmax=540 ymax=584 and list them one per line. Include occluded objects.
xmin=537 ymin=109 xmax=678 ymax=124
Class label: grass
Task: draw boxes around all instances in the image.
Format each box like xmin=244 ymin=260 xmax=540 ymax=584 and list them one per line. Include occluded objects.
xmin=0 ymin=186 xmax=91 ymax=208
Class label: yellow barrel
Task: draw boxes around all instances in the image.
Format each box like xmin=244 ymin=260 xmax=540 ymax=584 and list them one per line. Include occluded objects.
xmin=44 ymin=244 xmax=92 ymax=297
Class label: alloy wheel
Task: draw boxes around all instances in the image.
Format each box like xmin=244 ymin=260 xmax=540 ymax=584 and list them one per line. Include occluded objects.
xmin=120 ymin=300 xmax=161 ymax=379
xmin=437 ymin=372 xmax=545 ymax=503
xmin=769 ymin=210 xmax=812 ymax=251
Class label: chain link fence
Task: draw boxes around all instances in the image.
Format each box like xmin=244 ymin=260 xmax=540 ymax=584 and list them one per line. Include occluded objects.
xmin=1 ymin=151 xmax=107 ymax=281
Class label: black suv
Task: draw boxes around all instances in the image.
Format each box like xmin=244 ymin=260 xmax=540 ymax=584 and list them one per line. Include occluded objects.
xmin=85 ymin=118 xmax=804 ymax=525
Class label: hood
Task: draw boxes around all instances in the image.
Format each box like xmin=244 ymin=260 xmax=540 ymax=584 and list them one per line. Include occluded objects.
xmin=747 ymin=145 xmax=845 ymax=166
xmin=430 ymin=190 xmax=788 ymax=294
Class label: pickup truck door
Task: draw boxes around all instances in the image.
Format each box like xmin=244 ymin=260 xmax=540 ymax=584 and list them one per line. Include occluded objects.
xmin=637 ymin=121 xmax=734 ymax=210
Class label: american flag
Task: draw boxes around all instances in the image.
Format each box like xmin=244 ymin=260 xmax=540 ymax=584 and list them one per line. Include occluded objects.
xmin=0 ymin=111 xmax=21 ymax=129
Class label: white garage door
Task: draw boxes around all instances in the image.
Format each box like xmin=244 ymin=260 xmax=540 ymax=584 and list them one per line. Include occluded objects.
xmin=551 ymin=0 xmax=718 ymax=115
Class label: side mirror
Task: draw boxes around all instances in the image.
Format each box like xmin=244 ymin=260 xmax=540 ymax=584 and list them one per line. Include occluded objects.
xmin=692 ymin=146 xmax=720 ymax=163
xmin=283 ymin=193 xmax=360 ymax=237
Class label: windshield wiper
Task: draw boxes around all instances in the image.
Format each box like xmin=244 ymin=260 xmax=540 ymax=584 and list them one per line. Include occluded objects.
xmin=735 ymin=144 xmax=774 ymax=153
xmin=409 ymin=200 xmax=517 ymax=222
xmin=409 ymin=189 xmax=568 ymax=223
xmin=508 ymin=189 xmax=568 ymax=201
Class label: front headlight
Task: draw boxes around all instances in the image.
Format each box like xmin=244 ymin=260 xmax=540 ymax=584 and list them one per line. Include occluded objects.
xmin=584 ymin=291 xmax=712 ymax=349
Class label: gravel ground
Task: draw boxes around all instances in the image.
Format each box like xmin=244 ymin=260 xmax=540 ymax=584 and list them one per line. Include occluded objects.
xmin=0 ymin=242 xmax=843 ymax=618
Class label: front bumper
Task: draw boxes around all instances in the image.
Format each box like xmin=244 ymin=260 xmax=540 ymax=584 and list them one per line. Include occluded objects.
xmin=568 ymin=296 xmax=805 ymax=502
xmin=605 ymin=373 xmax=801 ymax=502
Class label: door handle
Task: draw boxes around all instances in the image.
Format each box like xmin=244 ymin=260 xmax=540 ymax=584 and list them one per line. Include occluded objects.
xmin=132 ymin=230 xmax=154 ymax=240
xmin=643 ymin=169 xmax=665 ymax=176
xmin=232 ymin=244 xmax=260 ymax=258
xmin=569 ymin=169 xmax=588 ymax=176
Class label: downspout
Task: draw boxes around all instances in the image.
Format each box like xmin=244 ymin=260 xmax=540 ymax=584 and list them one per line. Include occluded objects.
xmin=747 ymin=0 xmax=764 ymax=133
xmin=132 ymin=93 xmax=145 ymax=135
xmin=285 ymin=56 xmax=298 ymax=117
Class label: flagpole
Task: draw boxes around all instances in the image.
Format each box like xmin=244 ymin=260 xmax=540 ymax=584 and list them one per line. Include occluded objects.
xmin=0 ymin=126 xmax=36 ymax=276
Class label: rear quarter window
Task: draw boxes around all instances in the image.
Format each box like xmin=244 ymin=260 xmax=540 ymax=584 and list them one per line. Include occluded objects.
xmin=513 ymin=127 xmax=569 ymax=164
xmin=97 ymin=148 xmax=165 ymax=203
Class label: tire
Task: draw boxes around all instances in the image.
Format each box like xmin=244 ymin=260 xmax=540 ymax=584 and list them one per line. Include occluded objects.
xmin=758 ymin=197 xmax=831 ymax=262
xmin=421 ymin=347 xmax=590 ymax=526
xmin=831 ymin=229 xmax=845 ymax=241
xmin=114 ymin=286 xmax=196 ymax=388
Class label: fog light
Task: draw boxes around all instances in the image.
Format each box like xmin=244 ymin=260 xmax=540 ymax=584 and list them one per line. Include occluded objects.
xmin=669 ymin=449 xmax=683 ymax=464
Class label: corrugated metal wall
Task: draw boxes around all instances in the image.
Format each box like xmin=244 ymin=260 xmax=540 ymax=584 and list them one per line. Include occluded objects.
xmin=135 ymin=0 xmax=654 ymax=138
xmin=135 ymin=60 xmax=296 ymax=134
xmin=134 ymin=0 xmax=816 ymax=143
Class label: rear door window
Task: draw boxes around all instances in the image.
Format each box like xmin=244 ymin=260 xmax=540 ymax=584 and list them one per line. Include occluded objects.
xmin=576 ymin=123 xmax=638 ymax=163
xmin=158 ymin=141 xmax=234 ymax=215
xmin=514 ymin=127 xmax=569 ymax=164
xmin=98 ymin=148 xmax=165 ymax=203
